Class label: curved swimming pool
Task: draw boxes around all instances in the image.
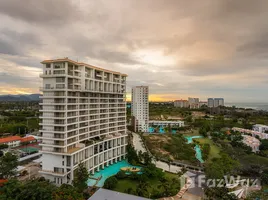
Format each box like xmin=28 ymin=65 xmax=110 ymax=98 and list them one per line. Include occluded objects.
xmin=87 ymin=160 xmax=141 ymax=187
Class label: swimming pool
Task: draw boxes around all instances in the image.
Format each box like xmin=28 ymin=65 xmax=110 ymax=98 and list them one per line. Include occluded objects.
xmin=194 ymin=145 xmax=204 ymax=163
xmin=87 ymin=160 xmax=141 ymax=187
xmin=185 ymin=136 xmax=203 ymax=144
xmin=185 ymin=136 xmax=204 ymax=163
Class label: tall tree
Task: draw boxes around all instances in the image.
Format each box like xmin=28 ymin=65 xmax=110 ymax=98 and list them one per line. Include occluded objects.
xmin=0 ymin=152 xmax=18 ymax=179
xmin=72 ymin=162 xmax=89 ymax=192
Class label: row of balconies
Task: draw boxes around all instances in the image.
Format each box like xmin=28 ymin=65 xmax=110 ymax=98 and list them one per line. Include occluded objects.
xmin=41 ymin=134 xmax=127 ymax=154
xmin=40 ymin=115 xmax=125 ymax=127
xmin=40 ymin=120 xmax=126 ymax=133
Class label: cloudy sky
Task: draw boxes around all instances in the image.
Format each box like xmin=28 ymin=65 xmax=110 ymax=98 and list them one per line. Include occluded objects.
xmin=0 ymin=0 xmax=268 ymax=102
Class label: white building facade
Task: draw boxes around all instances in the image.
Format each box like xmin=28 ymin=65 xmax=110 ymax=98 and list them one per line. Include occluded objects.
xmin=253 ymin=124 xmax=268 ymax=133
xmin=39 ymin=58 xmax=127 ymax=185
xmin=131 ymin=86 xmax=149 ymax=132
xmin=149 ymin=120 xmax=184 ymax=127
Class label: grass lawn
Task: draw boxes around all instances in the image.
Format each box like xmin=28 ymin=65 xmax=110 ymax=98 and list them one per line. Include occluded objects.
xmin=193 ymin=138 xmax=221 ymax=160
xmin=239 ymin=154 xmax=268 ymax=166
xmin=114 ymin=172 xmax=180 ymax=195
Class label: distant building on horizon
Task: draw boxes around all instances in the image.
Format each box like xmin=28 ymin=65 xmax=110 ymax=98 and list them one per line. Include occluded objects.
xmin=188 ymin=97 xmax=199 ymax=109
xmin=207 ymin=98 xmax=224 ymax=108
xmin=208 ymin=98 xmax=214 ymax=108
xmin=174 ymin=99 xmax=189 ymax=108
xmin=131 ymin=86 xmax=149 ymax=132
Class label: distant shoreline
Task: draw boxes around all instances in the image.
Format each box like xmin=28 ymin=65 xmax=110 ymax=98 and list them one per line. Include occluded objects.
xmin=225 ymin=103 xmax=268 ymax=111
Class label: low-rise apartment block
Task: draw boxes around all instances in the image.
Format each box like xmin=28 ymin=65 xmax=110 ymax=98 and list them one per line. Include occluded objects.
xmin=149 ymin=120 xmax=184 ymax=127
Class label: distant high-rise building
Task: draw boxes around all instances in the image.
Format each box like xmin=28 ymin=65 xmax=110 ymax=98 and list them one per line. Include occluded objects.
xmin=214 ymin=98 xmax=224 ymax=107
xmin=207 ymin=98 xmax=224 ymax=107
xmin=174 ymin=99 xmax=189 ymax=108
xmin=131 ymin=86 xmax=149 ymax=132
xmin=208 ymin=98 xmax=214 ymax=108
xmin=188 ymin=97 xmax=199 ymax=109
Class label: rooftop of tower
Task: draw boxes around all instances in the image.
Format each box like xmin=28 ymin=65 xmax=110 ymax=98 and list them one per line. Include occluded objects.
xmin=41 ymin=58 xmax=128 ymax=76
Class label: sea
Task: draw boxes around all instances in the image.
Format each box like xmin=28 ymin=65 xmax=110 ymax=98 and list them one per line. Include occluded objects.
xmin=225 ymin=103 xmax=268 ymax=111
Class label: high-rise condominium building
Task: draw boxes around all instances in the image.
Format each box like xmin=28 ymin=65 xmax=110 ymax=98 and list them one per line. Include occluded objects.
xmin=188 ymin=97 xmax=199 ymax=109
xmin=207 ymin=98 xmax=214 ymax=108
xmin=207 ymin=98 xmax=224 ymax=107
xmin=131 ymin=86 xmax=149 ymax=132
xmin=214 ymin=98 xmax=224 ymax=107
xmin=39 ymin=58 xmax=127 ymax=185
xmin=174 ymin=99 xmax=189 ymax=108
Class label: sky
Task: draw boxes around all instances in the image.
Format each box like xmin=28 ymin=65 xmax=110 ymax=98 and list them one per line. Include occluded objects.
xmin=0 ymin=0 xmax=268 ymax=102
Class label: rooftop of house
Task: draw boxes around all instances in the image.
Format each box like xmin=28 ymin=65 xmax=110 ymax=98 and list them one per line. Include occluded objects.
xmin=88 ymin=188 xmax=151 ymax=200
xmin=20 ymin=136 xmax=36 ymax=143
xmin=0 ymin=136 xmax=21 ymax=144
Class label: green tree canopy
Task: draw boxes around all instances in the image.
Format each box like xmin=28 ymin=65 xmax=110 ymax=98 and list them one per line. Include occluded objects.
xmin=53 ymin=184 xmax=84 ymax=200
xmin=0 ymin=152 xmax=18 ymax=179
xmin=72 ymin=162 xmax=89 ymax=193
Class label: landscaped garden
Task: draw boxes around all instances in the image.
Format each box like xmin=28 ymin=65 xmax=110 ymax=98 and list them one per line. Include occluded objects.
xmin=193 ymin=137 xmax=221 ymax=161
xmin=102 ymin=145 xmax=183 ymax=199
xmin=143 ymin=133 xmax=198 ymax=165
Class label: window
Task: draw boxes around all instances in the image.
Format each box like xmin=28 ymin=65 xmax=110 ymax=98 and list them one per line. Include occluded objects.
xmin=46 ymin=64 xmax=50 ymax=68
xmin=45 ymin=84 xmax=50 ymax=89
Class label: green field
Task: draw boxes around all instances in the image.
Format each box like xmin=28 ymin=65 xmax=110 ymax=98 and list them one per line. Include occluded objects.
xmin=193 ymin=138 xmax=221 ymax=160
xmin=239 ymin=154 xmax=268 ymax=166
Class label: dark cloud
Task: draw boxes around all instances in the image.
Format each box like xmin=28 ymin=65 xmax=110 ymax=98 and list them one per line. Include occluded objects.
xmin=0 ymin=29 xmax=41 ymax=56
xmin=0 ymin=0 xmax=268 ymax=101
xmin=0 ymin=0 xmax=81 ymax=25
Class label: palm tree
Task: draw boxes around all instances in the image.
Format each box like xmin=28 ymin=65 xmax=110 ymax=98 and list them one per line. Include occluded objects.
xmin=167 ymin=157 xmax=173 ymax=172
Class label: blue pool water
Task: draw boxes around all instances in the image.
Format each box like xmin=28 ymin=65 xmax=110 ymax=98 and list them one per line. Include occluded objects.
xmin=159 ymin=126 xmax=165 ymax=133
xmin=185 ymin=136 xmax=204 ymax=163
xmin=148 ymin=127 xmax=155 ymax=133
xmin=87 ymin=160 xmax=141 ymax=187
xmin=148 ymin=126 xmax=166 ymax=133
xmin=185 ymin=136 xmax=203 ymax=144
xmin=148 ymin=127 xmax=176 ymax=134
xmin=194 ymin=145 xmax=204 ymax=163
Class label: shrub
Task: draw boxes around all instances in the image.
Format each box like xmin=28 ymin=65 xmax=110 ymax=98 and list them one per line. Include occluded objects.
xmin=103 ymin=176 xmax=118 ymax=189
xmin=115 ymin=171 xmax=127 ymax=179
